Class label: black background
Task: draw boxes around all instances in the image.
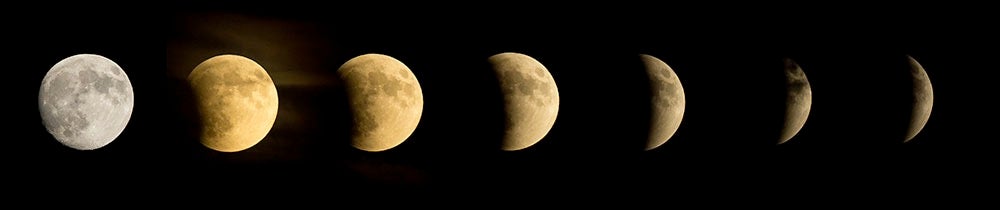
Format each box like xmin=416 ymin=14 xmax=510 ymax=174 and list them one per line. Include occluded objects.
xmin=5 ymin=2 xmax=997 ymax=201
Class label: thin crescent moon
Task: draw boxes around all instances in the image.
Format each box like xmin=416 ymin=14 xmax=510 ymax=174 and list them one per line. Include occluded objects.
xmin=780 ymin=58 xmax=812 ymax=144
xmin=906 ymin=56 xmax=933 ymax=142
xmin=641 ymin=54 xmax=685 ymax=150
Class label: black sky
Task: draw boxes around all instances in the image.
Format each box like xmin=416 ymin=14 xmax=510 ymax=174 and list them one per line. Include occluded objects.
xmin=5 ymin=2 xmax=997 ymax=200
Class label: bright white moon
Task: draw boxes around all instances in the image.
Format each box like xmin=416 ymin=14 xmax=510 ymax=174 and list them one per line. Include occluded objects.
xmin=39 ymin=54 xmax=134 ymax=150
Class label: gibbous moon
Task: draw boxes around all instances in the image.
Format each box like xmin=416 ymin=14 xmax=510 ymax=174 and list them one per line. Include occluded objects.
xmin=188 ymin=55 xmax=279 ymax=152
xmin=39 ymin=54 xmax=134 ymax=150
xmin=338 ymin=54 xmax=424 ymax=152
xmin=780 ymin=58 xmax=812 ymax=144
xmin=489 ymin=52 xmax=559 ymax=151
xmin=906 ymin=56 xmax=933 ymax=142
xmin=641 ymin=54 xmax=685 ymax=151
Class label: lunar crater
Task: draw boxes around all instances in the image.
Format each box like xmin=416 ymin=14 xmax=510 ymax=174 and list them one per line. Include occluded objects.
xmin=640 ymin=54 xmax=686 ymax=150
xmin=779 ymin=59 xmax=812 ymax=144
xmin=489 ymin=52 xmax=559 ymax=151
xmin=189 ymin=54 xmax=278 ymax=152
xmin=339 ymin=54 xmax=423 ymax=152
xmin=39 ymin=54 xmax=133 ymax=150
xmin=906 ymin=56 xmax=933 ymax=142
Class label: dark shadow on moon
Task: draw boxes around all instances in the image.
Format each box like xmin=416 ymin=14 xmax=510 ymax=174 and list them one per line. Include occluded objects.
xmin=589 ymin=53 xmax=654 ymax=152
xmin=387 ymin=51 xmax=507 ymax=190
xmin=631 ymin=55 xmax=657 ymax=151
xmin=855 ymin=55 xmax=913 ymax=146
xmin=173 ymin=77 xmax=207 ymax=161
xmin=319 ymin=75 xmax=355 ymax=157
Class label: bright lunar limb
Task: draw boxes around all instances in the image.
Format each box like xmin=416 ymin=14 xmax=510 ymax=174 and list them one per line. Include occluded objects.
xmin=338 ymin=54 xmax=424 ymax=152
xmin=39 ymin=54 xmax=134 ymax=150
xmin=641 ymin=54 xmax=685 ymax=150
xmin=188 ymin=54 xmax=279 ymax=152
xmin=489 ymin=52 xmax=560 ymax=151
xmin=780 ymin=58 xmax=812 ymax=144
xmin=906 ymin=56 xmax=933 ymax=142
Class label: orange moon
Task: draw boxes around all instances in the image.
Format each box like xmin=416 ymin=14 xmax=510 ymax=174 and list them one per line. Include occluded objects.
xmin=641 ymin=54 xmax=685 ymax=150
xmin=906 ymin=56 xmax=933 ymax=142
xmin=338 ymin=54 xmax=424 ymax=152
xmin=489 ymin=52 xmax=559 ymax=151
xmin=188 ymin=55 xmax=279 ymax=152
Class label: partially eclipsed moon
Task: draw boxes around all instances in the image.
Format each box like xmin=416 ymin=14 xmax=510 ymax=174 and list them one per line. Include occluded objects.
xmin=39 ymin=54 xmax=134 ymax=150
xmin=906 ymin=56 xmax=933 ymax=142
xmin=489 ymin=52 xmax=559 ymax=151
xmin=641 ymin=54 xmax=685 ymax=151
xmin=188 ymin=54 xmax=279 ymax=152
xmin=338 ymin=54 xmax=424 ymax=152
xmin=780 ymin=58 xmax=812 ymax=144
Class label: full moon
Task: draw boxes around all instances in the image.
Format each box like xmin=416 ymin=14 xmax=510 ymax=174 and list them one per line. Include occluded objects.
xmin=906 ymin=56 xmax=933 ymax=142
xmin=641 ymin=54 xmax=685 ymax=151
xmin=780 ymin=58 xmax=812 ymax=144
xmin=489 ymin=52 xmax=559 ymax=151
xmin=338 ymin=54 xmax=424 ymax=152
xmin=188 ymin=54 xmax=279 ymax=152
xmin=39 ymin=54 xmax=134 ymax=150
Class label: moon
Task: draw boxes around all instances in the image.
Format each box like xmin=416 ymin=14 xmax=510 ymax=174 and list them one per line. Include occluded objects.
xmin=39 ymin=54 xmax=134 ymax=150
xmin=641 ymin=54 xmax=685 ymax=150
xmin=780 ymin=58 xmax=812 ymax=144
xmin=906 ymin=56 xmax=933 ymax=142
xmin=489 ymin=52 xmax=560 ymax=151
xmin=338 ymin=54 xmax=424 ymax=152
xmin=188 ymin=54 xmax=279 ymax=152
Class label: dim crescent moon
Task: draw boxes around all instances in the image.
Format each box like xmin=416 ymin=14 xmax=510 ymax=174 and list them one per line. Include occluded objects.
xmin=906 ymin=56 xmax=933 ymax=142
xmin=780 ymin=58 xmax=812 ymax=144
xmin=640 ymin=54 xmax=685 ymax=150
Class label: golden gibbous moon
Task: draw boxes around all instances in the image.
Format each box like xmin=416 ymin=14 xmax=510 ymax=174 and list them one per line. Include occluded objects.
xmin=188 ymin=55 xmax=279 ymax=152
xmin=489 ymin=52 xmax=560 ymax=151
xmin=780 ymin=58 xmax=812 ymax=144
xmin=338 ymin=54 xmax=424 ymax=152
xmin=906 ymin=56 xmax=933 ymax=142
xmin=640 ymin=54 xmax=685 ymax=151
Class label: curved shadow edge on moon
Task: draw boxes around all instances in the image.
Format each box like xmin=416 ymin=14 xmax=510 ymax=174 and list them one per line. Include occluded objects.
xmin=338 ymin=53 xmax=424 ymax=152
xmin=38 ymin=54 xmax=135 ymax=150
xmin=489 ymin=52 xmax=560 ymax=151
xmin=188 ymin=54 xmax=279 ymax=152
xmin=779 ymin=58 xmax=812 ymax=144
xmin=906 ymin=56 xmax=933 ymax=142
xmin=640 ymin=54 xmax=685 ymax=151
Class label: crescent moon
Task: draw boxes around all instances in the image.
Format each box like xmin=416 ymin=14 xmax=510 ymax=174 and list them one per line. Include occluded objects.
xmin=906 ymin=56 xmax=933 ymax=142
xmin=489 ymin=52 xmax=560 ymax=151
xmin=780 ymin=58 xmax=812 ymax=144
xmin=640 ymin=54 xmax=685 ymax=150
xmin=338 ymin=54 xmax=424 ymax=152
xmin=188 ymin=54 xmax=279 ymax=152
